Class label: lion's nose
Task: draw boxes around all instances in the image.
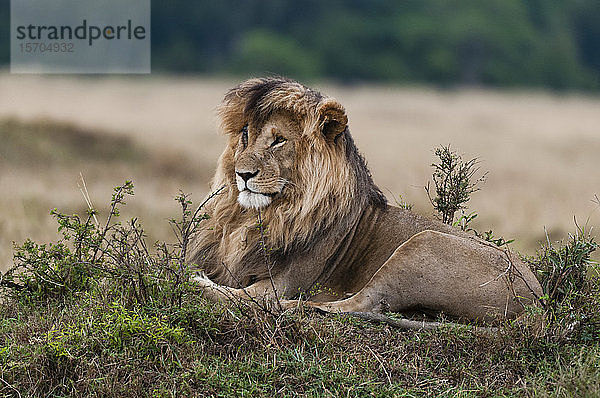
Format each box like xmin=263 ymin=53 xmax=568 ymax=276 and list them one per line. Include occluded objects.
xmin=236 ymin=170 xmax=259 ymax=182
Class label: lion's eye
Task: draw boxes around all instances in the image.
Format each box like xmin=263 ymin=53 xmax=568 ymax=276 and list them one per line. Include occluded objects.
xmin=270 ymin=135 xmax=287 ymax=148
xmin=240 ymin=125 xmax=248 ymax=148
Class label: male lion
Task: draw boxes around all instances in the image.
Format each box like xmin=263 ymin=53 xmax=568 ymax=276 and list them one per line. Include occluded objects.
xmin=189 ymin=77 xmax=542 ymax=323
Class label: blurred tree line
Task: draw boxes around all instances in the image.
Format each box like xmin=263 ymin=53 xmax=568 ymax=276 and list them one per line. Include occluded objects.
xmin=1 ymin=0 xmax=599 ymax=90
xmin=150 ymin=0 xmax=599 ymax=89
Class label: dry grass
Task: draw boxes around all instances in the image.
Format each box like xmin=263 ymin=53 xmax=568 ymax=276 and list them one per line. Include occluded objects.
xmin=0 ymin=73 xmax=599 ymax=270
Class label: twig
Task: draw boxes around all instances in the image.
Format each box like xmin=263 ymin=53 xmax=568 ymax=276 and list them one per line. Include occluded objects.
xmin=345 ymin=311 xmax=498 ymax=333
xmin=179 ymin=186 xmax=226 ymax=275
xmin=78 ymin=172 xmax=100 ymax=229
xmin=185 ymin=186 xmax=226 ymax=240
xmin=257 ymin=209 xmax=282 ymax=311
xmin=479 ymin=260 xmax=512 ymax=288
xmin=91 ymin=185 xmax=126 ymax=265
xmin=0 ymin=377 xmax=21 ymax=398
xmin=366 ymin=346 xmax=392 ymax=385
xmin=544 ymin=226 xmax=552 ymax=248
xmin=474 ymin=237 xmax=542 ymax=303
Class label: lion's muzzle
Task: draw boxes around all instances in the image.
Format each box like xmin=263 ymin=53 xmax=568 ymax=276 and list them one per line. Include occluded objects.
xmin=237 ymin=190 xmax=273 ymax=209
xmin=235 ymin=168 xmax=281 ymax=210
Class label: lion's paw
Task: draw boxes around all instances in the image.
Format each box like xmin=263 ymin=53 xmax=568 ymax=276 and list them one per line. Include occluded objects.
xmin=192 ymin=271 xmax=215 ymax=288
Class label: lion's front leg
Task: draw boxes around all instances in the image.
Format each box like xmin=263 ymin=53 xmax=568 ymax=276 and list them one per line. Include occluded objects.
xmin=192 ymin=272 xmax=287 ymax=308
xmin=192 ymin=272 xmax=238 ymax=302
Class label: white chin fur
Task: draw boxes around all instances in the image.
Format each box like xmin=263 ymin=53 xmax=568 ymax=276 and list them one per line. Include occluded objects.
xmin=237 ymin=190 xmax=272 ymax=209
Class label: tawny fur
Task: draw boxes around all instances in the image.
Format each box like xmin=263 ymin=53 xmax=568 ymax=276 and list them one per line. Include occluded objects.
xmin=189 ymin=77 xmax=375 ymax=287
xmin=188 ymin=77 xmax=543 ymax=322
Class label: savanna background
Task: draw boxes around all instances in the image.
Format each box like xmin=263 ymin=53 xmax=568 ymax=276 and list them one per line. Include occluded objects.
xmin=0 ymin=1 xmax=599 ymax=269
xmin=0 ymin=1 xmax=599 ymax=396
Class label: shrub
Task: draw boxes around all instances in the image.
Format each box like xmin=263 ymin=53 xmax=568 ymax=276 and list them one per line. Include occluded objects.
xmin=426 ymin=145 xmax=487 ymax=224
xmin=527 ymin=226 xmax=599 ymax=342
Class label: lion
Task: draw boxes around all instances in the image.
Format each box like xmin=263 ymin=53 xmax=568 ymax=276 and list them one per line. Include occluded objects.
xmin=188 ymin=76 xmax=542 ymax=323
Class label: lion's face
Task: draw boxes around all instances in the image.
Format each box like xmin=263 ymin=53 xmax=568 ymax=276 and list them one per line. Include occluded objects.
xmin=230 ymin=111 xmax=301 ymax=209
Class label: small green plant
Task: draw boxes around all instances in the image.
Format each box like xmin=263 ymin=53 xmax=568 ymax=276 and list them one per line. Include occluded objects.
xmin=453 ymin=211 xmax=514 ymax=247
xmin=527 ymin=225 xmax=599 ymax=341
xmin=427 ymin=147 xmax=514 ymax=248
xmin=387 ymin=190 xmax=413 ymax=210
xmin=452 ymin=210 xmax=478 ymax=232
xmin=4 ymin=206 xmax=102 ymax=301
xmin=426 ymin=145 xmax=487 ymax=224
xmin=478 ymin=229 xmax=515 ymax=247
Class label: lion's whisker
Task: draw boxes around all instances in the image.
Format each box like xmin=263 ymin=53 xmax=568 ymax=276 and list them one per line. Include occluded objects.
xmin=278 ymin=178 xmax=297 ymax=189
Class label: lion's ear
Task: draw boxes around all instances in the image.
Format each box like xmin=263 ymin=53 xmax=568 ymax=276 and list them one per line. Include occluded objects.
xmin=318 ymin=100 xmax=348 ymax=142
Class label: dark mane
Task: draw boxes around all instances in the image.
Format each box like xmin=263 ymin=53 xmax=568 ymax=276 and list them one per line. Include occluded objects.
xmin=342 ymin=129 xmax=387 ymax=209
xmin=224 ymin=76 xmax=324 ymax=127
xmin=243 ymin=76 xmax=293 ymax=116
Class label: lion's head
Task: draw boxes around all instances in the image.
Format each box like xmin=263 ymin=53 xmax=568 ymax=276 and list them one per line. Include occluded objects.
xmin=216 ymin=77 xmax=355 ymax=211
xmin=189 ymin=77 xmax=385 ymax=286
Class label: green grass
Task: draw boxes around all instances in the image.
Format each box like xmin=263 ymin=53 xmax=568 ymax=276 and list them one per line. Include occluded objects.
xmin=0 ymin=293 xmax=598 ymax=397
xmin=0 ymin=182 xmax=598 ymax=397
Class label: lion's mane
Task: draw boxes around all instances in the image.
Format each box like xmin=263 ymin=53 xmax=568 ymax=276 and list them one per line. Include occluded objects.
xmin=188 ymin=77 xmax=386 ymax=287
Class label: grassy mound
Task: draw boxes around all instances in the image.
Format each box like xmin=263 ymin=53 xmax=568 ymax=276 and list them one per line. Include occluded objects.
xmin=0 ymin=182 xmax=598 ymax=397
